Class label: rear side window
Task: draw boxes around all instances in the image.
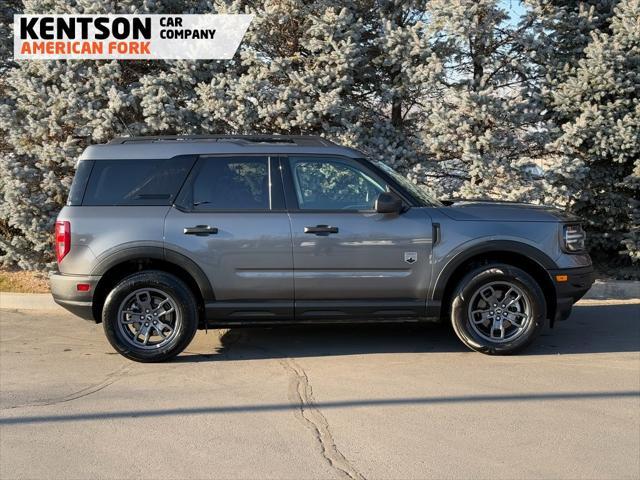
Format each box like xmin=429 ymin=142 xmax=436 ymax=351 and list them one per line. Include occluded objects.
xmin=82 ymin=156 xmax=196 ymax=206
xmin=67 ymin=160 xmax=94 ymax=206
xmin=178 ymin=156 xmax=270 ymax=211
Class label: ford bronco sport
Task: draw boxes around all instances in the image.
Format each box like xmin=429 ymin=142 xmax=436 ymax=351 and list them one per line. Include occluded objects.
xmin=51 ymin=135 xmax=594 ymax=362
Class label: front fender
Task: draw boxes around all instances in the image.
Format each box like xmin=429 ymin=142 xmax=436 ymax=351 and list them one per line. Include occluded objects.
xmin=430 ymin=239 xmax=557 ymax=302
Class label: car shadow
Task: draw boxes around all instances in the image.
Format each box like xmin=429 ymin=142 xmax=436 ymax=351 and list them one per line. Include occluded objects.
xmin=530 ymin=302 xmax=640 ymax=355
xmin=175 ymin=302 xmax=640 ymax=362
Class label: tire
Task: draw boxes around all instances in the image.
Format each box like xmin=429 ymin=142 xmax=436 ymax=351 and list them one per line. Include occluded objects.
xmin=450 ymin=263 xmax=546 ymax=355
xmin=102 ymin=271 xmax=198 ymax=362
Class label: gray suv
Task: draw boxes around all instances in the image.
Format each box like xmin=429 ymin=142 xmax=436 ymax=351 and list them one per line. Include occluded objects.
xmin=51 ymin=135 xmax=594 ymax=362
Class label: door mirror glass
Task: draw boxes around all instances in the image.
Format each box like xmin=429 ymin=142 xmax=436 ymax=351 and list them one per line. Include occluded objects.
xmin=375 ymin=192 xmax=403 ymax=214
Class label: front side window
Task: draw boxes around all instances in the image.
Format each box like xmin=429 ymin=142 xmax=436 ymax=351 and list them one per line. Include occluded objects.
xmin=289 ymin=157 xmax=386 ymax=210
xmin=182 ymin=156 xmax=270 ymax=211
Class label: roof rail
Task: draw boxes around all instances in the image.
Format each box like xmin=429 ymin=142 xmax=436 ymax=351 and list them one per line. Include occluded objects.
xmin=107 ymin=134 xmax=338 ymax=147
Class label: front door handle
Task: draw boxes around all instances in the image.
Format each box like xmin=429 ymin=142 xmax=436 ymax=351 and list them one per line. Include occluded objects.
xmin=184 ymin=225 xmax=218 ymax=236
xmin=304 ymin=225 xmax=339 ymax=235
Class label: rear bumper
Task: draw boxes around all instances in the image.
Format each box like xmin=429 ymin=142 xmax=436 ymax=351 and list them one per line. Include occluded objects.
xmin=49 ymin=272 xmax=101 ymax=321
xmin=548 ymin=265 xmax=595 ymax=322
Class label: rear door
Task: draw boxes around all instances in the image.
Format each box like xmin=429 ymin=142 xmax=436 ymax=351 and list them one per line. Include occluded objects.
xmin=282 ymin=155 xmax=434 ymax=320
xmin=164 ymin=155 xmax=293 ymax=321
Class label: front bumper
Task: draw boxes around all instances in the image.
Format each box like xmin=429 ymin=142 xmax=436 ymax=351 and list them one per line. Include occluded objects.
xmin=548 ymin=265 xmax=595 ymax=322
xmin=49 ymin=272 xmax=101 ymax=321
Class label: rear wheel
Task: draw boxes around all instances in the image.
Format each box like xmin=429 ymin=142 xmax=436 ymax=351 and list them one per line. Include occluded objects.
xmin=102 ymin=271 xmax=198 ymax=362
xmin=450 ymin=264 xmax=546 ymax=355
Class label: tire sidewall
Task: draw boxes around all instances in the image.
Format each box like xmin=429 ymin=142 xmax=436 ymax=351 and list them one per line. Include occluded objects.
xmin=102 ymin=271 xmax=198 ymax=362
xmin=451 ymin=264 xmax=546 ymax=355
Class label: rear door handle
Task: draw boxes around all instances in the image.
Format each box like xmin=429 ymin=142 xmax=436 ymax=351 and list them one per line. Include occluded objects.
xmin=184 ymin=225 xmax=218 ymax=236
xmin=304 ymin=225 xmax=339 ymax=235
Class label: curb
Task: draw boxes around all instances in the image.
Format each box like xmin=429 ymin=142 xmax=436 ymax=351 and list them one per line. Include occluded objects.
xmin=584 ymin=280 xmax=640 ymax=300
xmin=0 ymin=293 xmax=59 ymax=311
xmin=1 ymin=280 xmax=639 ymax=312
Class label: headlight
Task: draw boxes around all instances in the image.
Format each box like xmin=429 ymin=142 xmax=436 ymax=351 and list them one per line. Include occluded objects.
xmin=562 ymin=224 xmax=586 ymax=252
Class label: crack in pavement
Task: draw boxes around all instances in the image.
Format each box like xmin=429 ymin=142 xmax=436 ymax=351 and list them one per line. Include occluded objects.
xmin=212 ymin=331 xmax=366 ymax=480
xmin=280 ymin=357 xmax=366 ymax=480
xmin=2 ymin=364 xmax=132 ymax=410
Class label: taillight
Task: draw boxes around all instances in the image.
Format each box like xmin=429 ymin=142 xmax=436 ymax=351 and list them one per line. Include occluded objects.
xmin=55 ymin=220 xmax=70 ymax=263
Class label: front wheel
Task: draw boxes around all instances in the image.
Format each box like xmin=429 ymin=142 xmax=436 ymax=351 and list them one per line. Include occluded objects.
xmin=450 ymin=264 xmax=546 ymax=355
xmin=102 ymin=271 xmax=198 ymax=362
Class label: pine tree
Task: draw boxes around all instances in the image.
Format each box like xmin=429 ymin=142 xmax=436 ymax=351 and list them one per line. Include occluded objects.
xmin=546 ymin=0 xmax=640 ymax=275
xmin=623 ymin=160 xmax=640 ymax=265
xmin=407 ymin=0 xmax=545 ymax=201
xmin=0 ymin=0 xmax=22 ymax=258
xmin=2 ymin=0 xmax=637 ymax=276
xmin=0 ymin=0 xmax=224 ymax=269
xmin=0 ymin=0 xmax=20 ymax=75
xmin=195 ymin=0 xmax=442 ymax=168
xmin=525 ymin=0 xmax=618 ymax=72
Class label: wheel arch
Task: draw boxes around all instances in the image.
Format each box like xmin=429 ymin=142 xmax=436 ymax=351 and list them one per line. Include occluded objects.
xmin=434 ymin=241 xmax=558 ymax=323
xmin=90 ymin=246 xmax=213 ymax=323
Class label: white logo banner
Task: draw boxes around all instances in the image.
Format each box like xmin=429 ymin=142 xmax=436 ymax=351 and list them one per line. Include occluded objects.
xmin=14 ymin=14 xmax=253 ymax=60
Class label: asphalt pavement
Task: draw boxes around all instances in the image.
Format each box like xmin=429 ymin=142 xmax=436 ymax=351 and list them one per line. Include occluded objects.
xmin=1 ymin=299 xmax=639 ymax=480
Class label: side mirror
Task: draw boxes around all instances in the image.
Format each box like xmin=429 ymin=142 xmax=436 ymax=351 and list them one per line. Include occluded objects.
xmin=375 ymin=192 xmax=403 ymax=214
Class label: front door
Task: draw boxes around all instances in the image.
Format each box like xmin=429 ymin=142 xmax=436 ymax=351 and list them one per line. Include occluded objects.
xmin=164 ymin=155 xmax=293 ymax=321
xmin=282 ymin=156 xmax=434 ymax=320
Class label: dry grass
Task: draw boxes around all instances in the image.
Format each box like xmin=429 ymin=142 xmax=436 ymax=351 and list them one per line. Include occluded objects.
xmin=0 ymin=269 xmax=50 ymax=293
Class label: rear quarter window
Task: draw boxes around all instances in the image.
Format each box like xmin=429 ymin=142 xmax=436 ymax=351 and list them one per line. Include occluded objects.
xmin=81 ymin=156 xmax=196 ymax=206
xmin=67 ymin=160 xmax=94 ymax=206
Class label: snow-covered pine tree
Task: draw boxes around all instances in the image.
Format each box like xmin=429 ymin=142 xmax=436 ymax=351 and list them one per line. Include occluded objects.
xmin=2 ymin=0 xmax=637 ymax=276
xmin=407 ymin=0 xmax=545 ymax=201
xmin=195 ymin=0 xmax=442 ymax=169
xmin=521 ymin=0 xmax=619 ymax=210
xmin=0 ymin=0 xmax=22 ymax=259
xmin=0 ymin=0 xmax=20 ymax=75
xmin=546 ymin=0 xmax=639 ymax=275
xmin=0 ymin=0 xmax=225 ymax=269
xmin=623 ymin=159 xmax=640 ymax=265
xmin=525 ymin=0 xmax=618 ymax=73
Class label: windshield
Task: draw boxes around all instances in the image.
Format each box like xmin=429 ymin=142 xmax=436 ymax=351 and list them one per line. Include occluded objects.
xmin=371 ymin=161 xmax=442 ymax=207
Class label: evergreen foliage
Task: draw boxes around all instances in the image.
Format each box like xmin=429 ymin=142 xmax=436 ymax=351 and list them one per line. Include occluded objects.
xmin=0 ymin=0 xmax=219 ymax=268
xmin=546 ymin=0 xmax=639 ymax=274
xmin=0 ymin=0 xmax=637 ymax=276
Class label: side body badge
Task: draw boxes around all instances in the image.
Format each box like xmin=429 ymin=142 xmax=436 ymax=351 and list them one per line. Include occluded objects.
xmin=404 ymin=252 xmax=417 ymax=264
